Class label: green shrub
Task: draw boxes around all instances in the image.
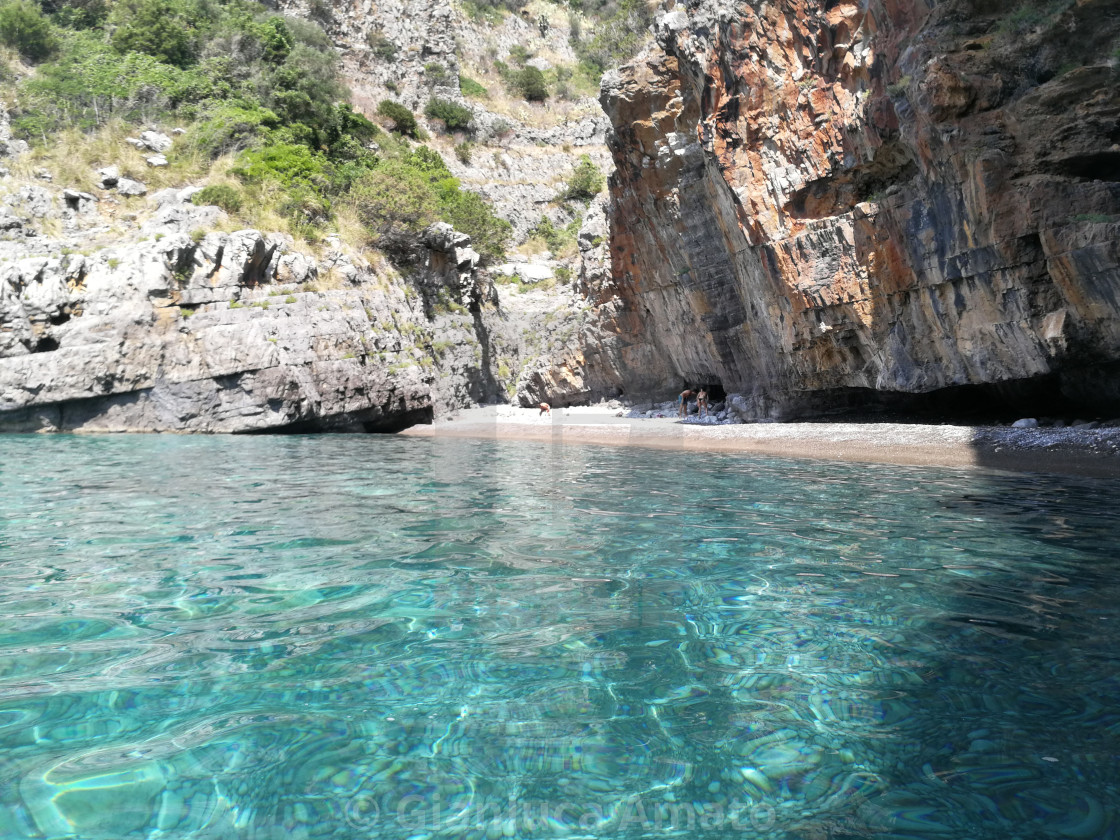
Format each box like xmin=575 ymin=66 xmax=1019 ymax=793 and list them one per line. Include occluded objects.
xmin=440 ymin=187 xmax=511 ymax=264
xmin=459 ymin=75 xmax=488 ymax=99
xmin=571 ymin=0 xmax=652 ymax=73
xmin=514 ymin=66 xmax=548 ymax=101
xmin=109 ymin=0 xmax=195 ymax=68
xmin=460 ymin=0 xmax=513 ymax=24
xmin=13 ymin=31 xmax=211 ymax=135
xmin=405 ymin=145 xmax=452 ymax=180
xmin=563 ymin=154 xmax=604 ymax=200
xmin=10 ymin=2 xmax=348 ymax=149
xmin=348 ymin=147 xmax=510 ymax=263
xmin=424 ymin=62 xmax=449 ymax=85
xmin=261 ymin=43 xmax=346 ymax=140
xmin=350 ymin=160 xmax=441 ymax=253
xmin=48 ymin=0 xmax=109 ymax=29
xmin=0 ymin=0 xmax=56 ymax=62
xmin=886 ymin=74 xmax=911 ymax=97
xmin=257 ymin=17 xmax=293 ymax=64
xmin=366 ymin=29 xmax=396 ymax=60
xmin=425 ymin=98 xmax=472 ymax=133
xmin=189 ymin=104 xmax=280 ymax=157
xmin=529 ymin=215 xmax=580 ymax=253
xmin=377 ymin=99 xmax=419 ymax=137
xmin=454 ymin=140 xmax=474 ymax=164
xmin=233 ymin=143 xmax=329 ymax=188
xmin=192 ymin=184 xmax=242 ymax=212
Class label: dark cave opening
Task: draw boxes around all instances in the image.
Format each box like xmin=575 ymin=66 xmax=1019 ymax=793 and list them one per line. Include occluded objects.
xmin=362 ymin=406 xmax=435 ymax=433
xmin=682 ymin=379 xmax=727 ymax=402
xmin=240 ymin=406 xmax=435 ymax=435
xmin=800 ymin=368 xmax=1120 ymax=425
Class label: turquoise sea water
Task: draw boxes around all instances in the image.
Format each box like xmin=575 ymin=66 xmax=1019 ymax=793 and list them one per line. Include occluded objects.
xmin=1 ymin=434 xmax=1118 ymax=840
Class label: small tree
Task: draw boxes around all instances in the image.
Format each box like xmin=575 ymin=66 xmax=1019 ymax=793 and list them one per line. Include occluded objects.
xmin=425 ymin=98 xmax=472 ymax=133
xmin=377 ymin=99 xmax=418 ymax=137
xmin=515 ymin=66 xmax=548 ymax=102
xmin=109 ymin=0 xmax=194 ymax=68
xmin=441 ymin=188 xmax=511 ymax=264
xmin=350 ymin=161 xmax=440 ymax=256
xmin=0 ymin=0 xmax=56 ymax=62
xmin=563 ymin=154 xmax=604 ymax=200
xmin=191 ymin=184 xmax=242 ymax=213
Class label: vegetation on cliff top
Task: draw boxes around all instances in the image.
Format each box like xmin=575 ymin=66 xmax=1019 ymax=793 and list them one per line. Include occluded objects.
xmin=0 ymin=0 xmax=509 ymax=263
xmin=453 ymin=0 xmax=651 ymax=115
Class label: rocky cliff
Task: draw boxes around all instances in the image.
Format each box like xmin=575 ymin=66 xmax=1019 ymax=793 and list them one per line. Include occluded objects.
xmin=0 ymin=1 xmax=612 ymax=433
xmin=575 ymin=0 xmax=1120 ymax=419
xmin=0 ymin=177 xmax=589 ymax=432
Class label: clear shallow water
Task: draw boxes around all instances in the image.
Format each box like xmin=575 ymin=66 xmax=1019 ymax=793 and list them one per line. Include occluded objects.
xmin=1 ymin=435 xmax=1119 ymax=840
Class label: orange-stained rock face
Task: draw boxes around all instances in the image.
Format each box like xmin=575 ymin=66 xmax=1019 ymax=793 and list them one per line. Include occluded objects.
xmin=576 ymin=0 xmax=1120 ymax=416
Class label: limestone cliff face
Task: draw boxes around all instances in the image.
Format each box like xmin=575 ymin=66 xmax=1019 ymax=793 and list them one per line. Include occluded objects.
xmin=0 ymin=182 xmax=518 ymax=432
xmin=592 ymin=0 xmax=1120 ymax=417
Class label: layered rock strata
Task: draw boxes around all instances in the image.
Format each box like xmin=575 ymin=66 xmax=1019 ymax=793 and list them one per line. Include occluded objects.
xmin=579 ymin=0 xmax=1120 ymax=418
xmin=0 ymin=185 xmax=572 ymax=432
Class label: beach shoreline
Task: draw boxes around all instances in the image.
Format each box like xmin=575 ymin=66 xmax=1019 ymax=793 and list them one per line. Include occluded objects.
xmin=399 ymin=406 xmax=1120 ymax=479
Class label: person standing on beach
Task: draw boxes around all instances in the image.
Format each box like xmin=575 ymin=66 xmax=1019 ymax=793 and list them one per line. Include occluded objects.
xmin=539 ymin=402 xmax=551 ymax=416
xmin=697 ymin=388 xmax=709 ymax=419
xmin=678 ymin=389 xmax=694 ymax=419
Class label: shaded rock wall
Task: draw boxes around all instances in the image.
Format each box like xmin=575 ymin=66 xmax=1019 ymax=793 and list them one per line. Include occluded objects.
xmin=588 ymin=0 xmax=1120 ymax=417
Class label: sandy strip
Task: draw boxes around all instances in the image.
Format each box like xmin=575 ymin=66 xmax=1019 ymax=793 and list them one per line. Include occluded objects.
xmin=400 ymin=406 xmax=1120 ymax=479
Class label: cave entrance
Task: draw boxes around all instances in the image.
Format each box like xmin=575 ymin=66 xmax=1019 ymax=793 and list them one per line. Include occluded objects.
xmin=801 ymin=369 xmax=1120 ymax=424
xmin=684 ymin=379 xmax=726 ymax=402
xmin=362 ymin=406 xmax=434 ymax=433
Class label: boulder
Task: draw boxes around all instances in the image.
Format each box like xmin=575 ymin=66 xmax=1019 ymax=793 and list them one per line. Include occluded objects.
xmin=116 ymin=178 xmax=148 ymax=197
xmin=423 ymin=222 xmax=471 ymax=252
xmin=97 ymin=166 xmax=121 ymax=188
xmin=127 ymin=131 xmax=173 ymax=153
xmin=4 ymin=185 xmax=55 ymax=218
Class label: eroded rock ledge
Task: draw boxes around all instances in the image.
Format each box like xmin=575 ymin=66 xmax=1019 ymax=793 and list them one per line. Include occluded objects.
xmin=0 ymin=177 xmax=596 ymax=433
xmin=583 ymin=0 xmax=1120 ymax=419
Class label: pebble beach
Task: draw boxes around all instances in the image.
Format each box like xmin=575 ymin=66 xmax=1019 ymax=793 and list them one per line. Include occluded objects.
xmin=401 ymin=405 xmax=1120 ymax=478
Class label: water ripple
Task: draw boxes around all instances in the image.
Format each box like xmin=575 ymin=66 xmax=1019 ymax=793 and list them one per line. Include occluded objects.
xmin=1 ymin=435 xmax=1118 ymax=838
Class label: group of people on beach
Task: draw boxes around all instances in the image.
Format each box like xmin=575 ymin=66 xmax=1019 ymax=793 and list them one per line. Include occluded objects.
xmin=679 ymin=387 xmax=710 ymax=419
